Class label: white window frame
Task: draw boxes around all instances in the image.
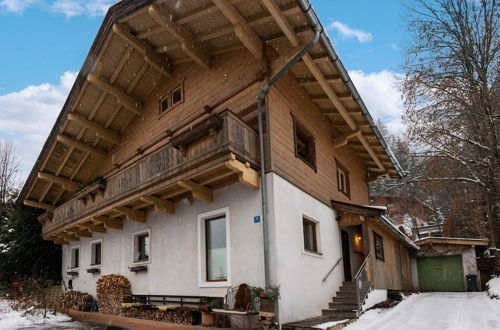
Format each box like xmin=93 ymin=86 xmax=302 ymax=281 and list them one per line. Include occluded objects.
xmin=69 ymin=245 xmax=80 ymax=269
xmin=301 ymin=214 xmax=323 ymax=258
xmin=132 ymin=229 xmax=151 ymax=265
xmin=90 ymin=239 xmax=103 ymax=267
xmin=198 ymin=207 xmax=231 ymax=288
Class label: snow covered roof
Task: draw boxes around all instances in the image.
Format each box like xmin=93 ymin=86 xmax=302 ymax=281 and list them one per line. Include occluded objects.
xmin=415 ymin=237 xmax=490 ymax=246
xmin=379 ymin=215 xmax=420 ymax=250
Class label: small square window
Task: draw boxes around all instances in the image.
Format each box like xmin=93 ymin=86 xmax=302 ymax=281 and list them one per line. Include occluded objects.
xmin=336 ymin=160 xmax=350 ymax=198
xmin=134 ymin=232 xmax=150 ymax=263
xmin=90 ymin=240 xmax=102 ymax=266
xmin=373 ymin=232 xmax=384 ymax=261
xmin=160 ymin=95 xmax=169 ymax=115
xmin=292 ymin=115 xmax=316 ymax=170
xmin=303 ymin=218 xmax=318 ymax=253
xmin=171 ymin=85 xmax=183 ymax=106
xmin=70 ymin=247 xmax=79 ymax=269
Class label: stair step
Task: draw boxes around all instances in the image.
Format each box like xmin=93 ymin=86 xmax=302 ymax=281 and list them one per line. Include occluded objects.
xmin=342 ymin=281 xmax=356 ymax=287
xmin=322 ymin=309 xmax=358 ymax=318
xmin=336 ymin=291 xmax=357 ymax=297
xmin=329 ymin=302 xmax=358 ymax=310
xmin=332 ymin=296 xmax=357 ymax=303
xmin=338 ymin=287 xmax=357 ymax=293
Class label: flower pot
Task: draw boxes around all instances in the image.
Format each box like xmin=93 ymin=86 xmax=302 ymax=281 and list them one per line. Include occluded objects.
xmin=201 ymin=311 xmax=216 ymax=327
xmin=259 ymin=298 xmax=275 ymax=313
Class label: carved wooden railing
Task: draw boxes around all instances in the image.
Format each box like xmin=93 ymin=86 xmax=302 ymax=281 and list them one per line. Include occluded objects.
xmin=44 ymin=110 xmax=258 ymax=234
xmin=354 ymin=251 xmax=373 ymax=312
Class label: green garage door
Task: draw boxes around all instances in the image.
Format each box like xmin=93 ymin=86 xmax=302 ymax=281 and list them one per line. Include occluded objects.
xmin=417 ymin=255 xmax=465 ymax=292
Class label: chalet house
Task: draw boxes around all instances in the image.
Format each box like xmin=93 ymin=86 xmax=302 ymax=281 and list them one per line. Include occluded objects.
xmin=20 ymin=0 xmax=418 ymax=325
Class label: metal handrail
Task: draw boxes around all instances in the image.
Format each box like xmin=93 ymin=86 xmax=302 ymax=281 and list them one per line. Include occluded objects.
xmin=354 ymin=251 xmax=372 ymax=280
xmin=321 ymin=256 xmax=343 ymax=283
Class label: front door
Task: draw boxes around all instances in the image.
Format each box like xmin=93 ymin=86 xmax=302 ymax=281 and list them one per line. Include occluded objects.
xmin=341 ymin=230 xmax=352 ymax=281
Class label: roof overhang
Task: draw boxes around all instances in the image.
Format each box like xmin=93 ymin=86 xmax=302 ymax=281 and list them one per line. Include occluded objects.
xmin=415 ymin=237 xmax=490 ymax=247
xmin=20 ymin=0 xmax=403 ymax=210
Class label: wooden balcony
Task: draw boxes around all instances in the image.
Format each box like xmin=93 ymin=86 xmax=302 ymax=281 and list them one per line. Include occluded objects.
xmin=43 ymin=110 xmax=259 ymax=242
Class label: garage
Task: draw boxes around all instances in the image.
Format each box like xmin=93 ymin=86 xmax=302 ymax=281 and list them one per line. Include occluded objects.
xmin=414 ymin=237 xmax=489 ymax=292
xmin=417 ymin=255 xmax=464 ymax=291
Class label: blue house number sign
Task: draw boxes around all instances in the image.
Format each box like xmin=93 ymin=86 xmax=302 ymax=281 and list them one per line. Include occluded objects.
xmin=254 ymin=216 xmax=261 ymax=223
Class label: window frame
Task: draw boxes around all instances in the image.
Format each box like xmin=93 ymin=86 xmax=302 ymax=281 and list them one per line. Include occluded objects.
xmin=336 ymin=159 xmax=351 ymax=198
xmin=159 ymin=82 xmax=184 ymax=116
xmin=132 ymin=229 xmax=151 ymax=265
xmin=302 ymin=216 xmax=322 ymax=257
xmin=292 ymin=114 xmax=317 ymax=171
xmin=197 ymin=207 xmax=231 ymax=288
xmin=373 ymin=231 xmax=385 ymax=261
xmin=69 ymin=245 xmax=80 ymax=270
xmin=90 ymin=239 xmax=102 ymax=267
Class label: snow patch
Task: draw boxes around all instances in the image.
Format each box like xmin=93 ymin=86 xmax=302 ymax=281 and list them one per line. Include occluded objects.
xmin=486 ymin=276 xmax=500 ymax=299
xmin=0 ymin=299 xmax=71 ymax=329
xmin=362 ymin=289 xmax=387 ymax=311
xmin=313 ymin=319 xmax=350 ymax=329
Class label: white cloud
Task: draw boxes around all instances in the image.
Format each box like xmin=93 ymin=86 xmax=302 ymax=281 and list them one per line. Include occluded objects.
xmin=50 ymin=0 xmax=115 ymax=17
xmin=391 ymin=43 xmax=401 ymax=51
xmin=0 ymin=72 xmax=77 ymax=179
xmin=328 ymin=21 xmax=373 ymax=43
xmin=348 ymin=70 xmax=405 ymax=136
xmin=0 ymin=0 xmax=40 ymax=13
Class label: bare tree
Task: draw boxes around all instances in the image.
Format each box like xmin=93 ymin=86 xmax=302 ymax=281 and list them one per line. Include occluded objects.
xmin=402 ymin=0 xmax=499 ymax=246
xmin=0 ymin=140 xmax=20 ymax=204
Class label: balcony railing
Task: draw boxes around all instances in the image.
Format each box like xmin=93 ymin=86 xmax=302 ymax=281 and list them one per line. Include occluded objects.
xmin=44 ymin=110 xmax=258 ymax=235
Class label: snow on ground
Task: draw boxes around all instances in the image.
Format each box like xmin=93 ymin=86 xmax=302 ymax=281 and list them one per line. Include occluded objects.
xmin=313 ymin=319 xmax=349 ymax=329
xmin=343 ymin=292 xmax=500 ymax=330
xmin=0 ymin=299 xmax=72 ymax=329
xmin=487 ymin=277 xmax=500 ymax=299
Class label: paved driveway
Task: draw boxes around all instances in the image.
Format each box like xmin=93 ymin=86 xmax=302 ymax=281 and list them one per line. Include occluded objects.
xmin=344 ymin=292 xmax=500 ymax=330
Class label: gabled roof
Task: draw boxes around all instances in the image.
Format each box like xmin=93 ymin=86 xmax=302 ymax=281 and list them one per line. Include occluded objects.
xmin=20 ymin=0 xmax=403 ymax=210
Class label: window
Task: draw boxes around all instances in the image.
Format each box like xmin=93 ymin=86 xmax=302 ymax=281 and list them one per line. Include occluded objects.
xmin=373 ymin=232 xmax=384 ymax=261
xmin=336 ymin=160 xmax=350 ymax=198
xmin=206 ymin=216 xmax=228 ymax=281
xmin=90 ymin=240 xmax=102 ymax=266
xmin=159 ymin=83 xmax=184 ymax=115
xmin=70 ymin=246 xmax=79 ymax=269
xmin=133 ymin=231 xmax=150 ymax=263
xmin=292 ymin=114 xmax=316 ymax=170
xmin=303 ymin=218 xmax=318 ymax=253
xmin=198 ymin=208 xmax=231 ymax=287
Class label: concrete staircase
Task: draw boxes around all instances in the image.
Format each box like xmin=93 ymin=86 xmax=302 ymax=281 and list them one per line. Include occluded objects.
xmin=282 ymin=281 xmax=359 ymax=330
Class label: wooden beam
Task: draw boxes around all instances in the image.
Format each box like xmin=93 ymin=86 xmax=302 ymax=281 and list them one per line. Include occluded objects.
xmin=332 ymin=129 xmax=362 ymax=149
xmin=66 ymin=228 xmax=92 ymax=237
xmin=224 ymin=154 xmax=259 ymax=189
xmin=56 ymin=134 xmax=107 ymax=157
xmin=67 ymin=113 xmax=121 ymax=145
xmin=92 ymin=216 xmax=123 ymax=230
xmin=140 ymin=196 xmax=175 ymax=214
xmin=58 ymin=232 xmax=79 ymax=241
xmin=87 ymin=74 xmax=143 ymax=115
xmin=260 ymin=0 xmax=358 ymax=131
xmin=53 ymin=238 xmax=69 ymax=245
xmin=115 ymin=207 xmax=146 ymax=223
xmin=212 ymin=0 xmax=263 ymax=59
xmin=112 ymin=22 xmax=171 ymax=77
xmin=78 ymin=222 xmax=106 ymax=233
xmin=298 ymin=75 xmax=342 ymax=86
xmin=37 ymin=172 xmax=79 ymax=192
xmin=24 ymin=200 xmax=55 ymax=211
xmin=178 ymin=180 xmax=213 ymax=203
xmin=357 ymin=133 xmax=386 ymax=171
xmin=148 ymin=4 xmax=210 ymax=69
xmin=270 ymin=43 xmax=306 ymax=76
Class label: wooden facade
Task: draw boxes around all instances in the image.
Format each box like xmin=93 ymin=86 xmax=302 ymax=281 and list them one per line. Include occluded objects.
xmin=20 ymin=0 xmax=402 ymax=252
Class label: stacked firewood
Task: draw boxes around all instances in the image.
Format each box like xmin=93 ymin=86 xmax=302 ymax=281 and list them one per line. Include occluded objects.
xmin=120 ymin=306 xmax=197 ymax=325
xmin=96 ymin=274 xmax=132 ymax=315
xmin=61 ymin=291 xmax=93 ymax=311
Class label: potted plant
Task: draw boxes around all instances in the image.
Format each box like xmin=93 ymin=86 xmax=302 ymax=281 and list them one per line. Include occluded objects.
xmin=252 ymin=285 xmax=280 ymax=313
xmin=199 ymin=297 xmax=222 ymax=327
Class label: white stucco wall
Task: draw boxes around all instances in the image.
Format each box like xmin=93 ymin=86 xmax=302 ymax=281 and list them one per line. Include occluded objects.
xmin=267 ymin=173 xmax=343 ymax=324
xmin=62 ymin=182 xmax=265 ymax=298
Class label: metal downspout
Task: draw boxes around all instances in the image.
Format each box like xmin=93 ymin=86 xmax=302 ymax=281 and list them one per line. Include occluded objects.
xmin=257 ymin=20 xmax=322 ymax=288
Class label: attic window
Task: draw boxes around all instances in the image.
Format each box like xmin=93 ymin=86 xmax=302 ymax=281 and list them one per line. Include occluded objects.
xmin=292 ymin=114 xmax=316 ymax=170
xmin=336 ymin=160 xmax=350 ymax=198
xmin=159 ymin=83 xmax=184 ymax=116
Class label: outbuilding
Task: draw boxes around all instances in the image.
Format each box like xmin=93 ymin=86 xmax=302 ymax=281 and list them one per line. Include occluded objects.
xmin=415 ymin=237 xmax=489 ymax=292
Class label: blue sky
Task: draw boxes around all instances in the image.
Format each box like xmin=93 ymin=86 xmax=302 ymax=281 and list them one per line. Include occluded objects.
xmin=0 ymin=0 xmax=406 ymax=179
